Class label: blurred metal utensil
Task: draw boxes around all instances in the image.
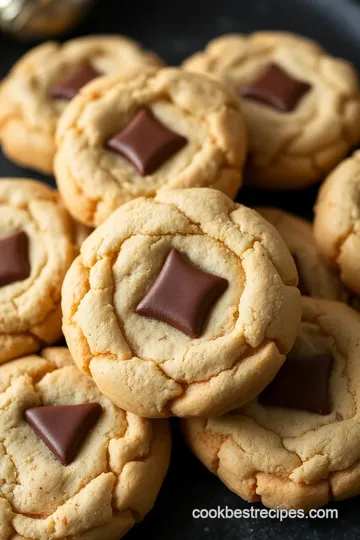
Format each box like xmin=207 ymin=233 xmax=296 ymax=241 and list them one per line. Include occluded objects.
xmin=0 ymin=0 xmax=95 ymax=39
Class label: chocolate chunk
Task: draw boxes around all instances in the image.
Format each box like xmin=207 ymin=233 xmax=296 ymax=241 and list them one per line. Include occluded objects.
xmin=240 ymin=63 xmax=311 ymax=112
xmin=292 ymin=254 xmax=309 ymax=296
xmin=136 ymin=248 xmax=228 ymax=338
xmin=106 ymin=108 xmax=187 ymax=176
xmin=259 ymin=353 xmax=333 ymax=414
xmin=25 ymin=403 xmax=102 ymax=465
xmin=49 ymin=61 xmax=102 ymax=100
xmin=0 ymin=230 xmax=30 ymax=287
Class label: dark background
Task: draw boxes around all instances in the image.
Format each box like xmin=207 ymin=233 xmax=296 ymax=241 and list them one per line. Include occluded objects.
xmin=1 ymin=0 xmax=360 ymax=538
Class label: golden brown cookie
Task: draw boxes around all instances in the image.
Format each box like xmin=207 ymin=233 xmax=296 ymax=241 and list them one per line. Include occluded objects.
xmin=62 ymin=188 xmax=301 ymax=418
xmin=314 ymin=151 xmax=360 ymax=295
xmin=184 ymin=32 xmax=360 ymax=189
xmin=183 ymin=297 xmax=360 ymax=511
xmin=0 ymin=347 xmax=170 ymax=540
xmin=0 ymin=35 xmax=163 ymax=175
xmin=257 ymin=207 xmax=347 ymax=301
xmin=0 ymin=179 xmax=77 ymax=364
xmin=54 ymin=68 xmax=247 ymax=227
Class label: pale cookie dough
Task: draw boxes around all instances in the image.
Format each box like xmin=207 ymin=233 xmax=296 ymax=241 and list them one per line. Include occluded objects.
xmin=0 ymin=35 xmax=163 ymax=175
xmin=257 ymin=207 xmax=347 ymax=301
xmin=62 ymin=188 xmax=301 ymax=418
xmin=54 ymin=68 xmax=247 ymax=227
xmin=183 ymin=297 xmax=360 ymax=511
xmin=314 ymin=151 xmax=360 ymax=295
xmin=0 ymin=179 xmax=78 ymax=364
xmin=0 ymin=347 xmax=171 ymax=540
xmin=183 ymin=32 xmax=360 ymax=189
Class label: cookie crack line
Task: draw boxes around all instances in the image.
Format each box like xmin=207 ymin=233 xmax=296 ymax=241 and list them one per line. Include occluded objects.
xmin=308 ymin=310 xmax=357 ymax=416
xmin=211 ymin=424 xmax=334 ymax=505
xmin=0 ymin=103 xmax=57 ymax=139
xmin=89 ymin=340 xmax=282 ymax=416
xmin=334 ymin=222 xmax=357 ymax=268
xmin=6 ymin=471 xmax=112 ymax=524
xmin=161 ymin=198 xmax=294 ymax=286
xmin=0 ymin=439 xmax=20 ymax=487
xmin=160 ymin=200 xmax=247 ymax=257
xmin=1 ymin=296 xmax=61 ymax=342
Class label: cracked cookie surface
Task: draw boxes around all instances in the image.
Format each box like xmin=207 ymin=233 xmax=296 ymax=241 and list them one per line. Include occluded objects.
xmin=314 ymin=151 xmax=360 ymax=296
xmin=0 ymin=347 xmax=170 ymax=540
xmin=0 ymin=35 xmax=163 ymax=175
xmin=183 ymin=32 xmax=360 ymax=189
xmin=257 ymin=207 xmax=347 ymax=301
xmin=54 ymin=68 xmax=247 ymax=227
xmin=62 ymin=188 xmax=301 ymax=418
xmin=183 ymin=297 xmax=360 ymax=510
xmin=0 ymin=179 xmax=78 ymax=364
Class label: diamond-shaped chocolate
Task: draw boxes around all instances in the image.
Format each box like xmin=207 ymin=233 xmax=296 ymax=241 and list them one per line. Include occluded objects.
xmin=292 ymin=253 xmax=309 ymax=296
xmin=49 ymin=60 xmax=102 ymax=100
xmin=259 ymin=353 xmax=333 ymax=414
xmin=25 ymin=403 xmax=102 ymax=466
xmin=106 ymin=108 xmax=188 ymax=176
xmin=136 ymin=248 xmax=228 ymax=338
xmin=0 ymin=230 xmax=30 ymax=287
xmin=240 ymin=63 xmax=311 ymax=112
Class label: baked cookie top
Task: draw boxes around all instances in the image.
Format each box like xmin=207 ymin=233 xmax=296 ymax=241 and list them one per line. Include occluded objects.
xmin=0 ymin=179 xmax=77 ymax=364
xmin=54 ymin=68 xmax=247 ymax=227
xmin=183 ymin=298 xmax=360 ymax=511
xmin=184 ymin=32 xmax=360 ymax=188
xmin=314 ymin=151 xmax=360 ymax=296
xmin=62 ymin=188 xmax=301 ymax=418
xmin=0 ymin=347 xmax=170 ymax=540
xmin=257 ymin=207 xmax=347 ymax=301
xmin=0 ymin=35 xmax=163 ymax=175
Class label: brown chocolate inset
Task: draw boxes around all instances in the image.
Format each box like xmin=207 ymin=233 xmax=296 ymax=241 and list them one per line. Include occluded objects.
xmin=49 ymin=61 xmax=102 ymax=100
xmin=106 ymin=108 xmax=188 ymax=176
xmin=25 ymin=403 xmax=102 ymax=465
xmin=259 ymin=353 xmax=333 ymax=414
xmin=0 ymin=230 xmax=30 ymax=287
xmin=136 ymin=248 xmax=228 ymax=338
xmin=240 ymin=63 xmax=311 ymax=112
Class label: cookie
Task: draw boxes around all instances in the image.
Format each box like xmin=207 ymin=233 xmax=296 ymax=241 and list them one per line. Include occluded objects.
xmin=54 ymin=68 xmax=247 ymax=227
xmin=314 ymin=151 xmax=360 ymax=296
xmin=0 ymin=179 xmax=78 ymax=364
xmin=0 ymin=347 xmax=170 ymax=540
xmin=0 ymin=36 xmax=163 ymax=175
xmin=61 ymin=188 xmax=301 ymax=418
xmin=257 ymin=207 xmax=347 ymax=301
xmin=183 ymin=297 xmax=360 ymax=510
xmin=183 ymin=32 xmax=360 ymax=189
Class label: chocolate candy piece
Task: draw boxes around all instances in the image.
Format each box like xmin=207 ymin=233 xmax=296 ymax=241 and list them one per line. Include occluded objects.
xmin=292 ymin=254 xmax=309 ymax=296
xmin=106 ymin=108 xmax=188 ymax=176
xmin=240 ymin=63 xmax=311 ymax=112
xmin=25 ymin=403 xmax=102 ymax=465
xmin=49 ymin=61 xmax=102 ymax=100
xmin=0 ymin=230 xmax=30 ymax=287
xmin=259 ymin=353 xmax=333 ymax=414
xmin=136 ymin=248 xmax=228 ymax=338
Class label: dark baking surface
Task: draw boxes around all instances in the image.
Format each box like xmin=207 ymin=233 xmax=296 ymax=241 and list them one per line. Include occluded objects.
xmin=1 ymin=0 xmax=360 ymax=538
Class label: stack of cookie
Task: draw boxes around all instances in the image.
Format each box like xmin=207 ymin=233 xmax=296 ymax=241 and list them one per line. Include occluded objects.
xmin=0 ymin=30 xmax=360 ymax=537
